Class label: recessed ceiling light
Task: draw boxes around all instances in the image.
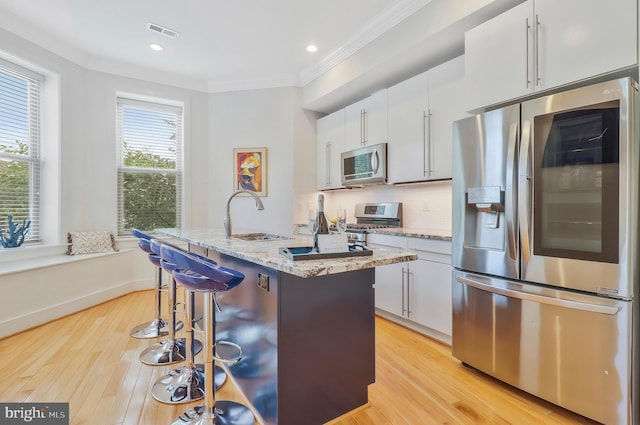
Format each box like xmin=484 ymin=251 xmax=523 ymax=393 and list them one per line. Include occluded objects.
xmin=306 ymin=45 xmax=318 ymax=53
xmin=149 ymin=43 xmax=164 ymax=52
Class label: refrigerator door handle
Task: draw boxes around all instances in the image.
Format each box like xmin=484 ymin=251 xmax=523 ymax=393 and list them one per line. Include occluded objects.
xmin=506 ymin=121 xmax=518 ymax=261
xmin=519 ymin=119 xmax=532 ymax=261
xmin=456 ymin=275 xmax=620 ymax=315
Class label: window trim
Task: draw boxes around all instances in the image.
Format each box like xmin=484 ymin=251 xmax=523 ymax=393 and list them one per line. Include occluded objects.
xmin=115 ymin=95 xmax=184 ymax=236
xmin=0 ymin=58 xmax=44 ymax=243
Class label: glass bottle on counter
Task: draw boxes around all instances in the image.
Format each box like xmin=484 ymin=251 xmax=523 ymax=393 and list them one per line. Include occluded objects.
xmin=313 ymin=194 xmax=329 ymax=251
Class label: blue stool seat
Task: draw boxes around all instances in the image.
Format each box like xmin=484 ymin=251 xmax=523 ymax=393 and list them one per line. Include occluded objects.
xmin=150 ymin=239 xmax=215 ymax=273
xmin=161 ymin=245 xmax=254 ymax=425
xmin=131 ymin=228 xmax=152 ymax=241
xmin=138 ymin=238 xmax=153 ymax=254
xmin=161 ymin=245 xmax=244 ymax=293
xmin=129 ymin=228 xmax=169 ymax=339
xmin=148 ymin=253 xmax=161 ymax=267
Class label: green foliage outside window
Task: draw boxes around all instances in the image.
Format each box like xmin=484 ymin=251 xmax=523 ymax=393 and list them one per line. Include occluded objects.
xmin=0 ymin=141 xmax=30 ymax=229
xmin=119 ymin=117 xmax=179 ymax=233
xmin=122 ymin=169 xmax=177 ymax=231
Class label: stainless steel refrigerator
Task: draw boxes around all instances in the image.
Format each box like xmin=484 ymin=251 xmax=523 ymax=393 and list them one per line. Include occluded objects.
xmin=452 ymin=77 xmax=639 ymax=425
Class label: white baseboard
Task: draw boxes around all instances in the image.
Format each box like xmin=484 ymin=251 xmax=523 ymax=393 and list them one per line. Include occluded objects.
xmin=375 ymin=308 xmax=452 ymax=346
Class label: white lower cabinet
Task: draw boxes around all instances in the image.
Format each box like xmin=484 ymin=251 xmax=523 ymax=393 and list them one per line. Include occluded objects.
xmin=406 ymin=255 xmax=452 ymax=336
xmin=369 ymin=234 xmax=452 ymax=342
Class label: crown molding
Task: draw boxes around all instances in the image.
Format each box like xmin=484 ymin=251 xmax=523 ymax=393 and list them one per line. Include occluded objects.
xmin=299 ymin=0 xmax=433 ymax=86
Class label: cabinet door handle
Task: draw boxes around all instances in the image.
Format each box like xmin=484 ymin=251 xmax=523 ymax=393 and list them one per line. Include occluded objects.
xmin=423 ymin=110 xmax=433 ymax=176
xmin=363 ymin=109 xmax=368 ymax=145
xmin=326 ymin=141 xmax=331 ymax=186
xmin=360 ymin=109 xmax=365 ymax=146
xmin=407 ymin=269 xmax=412 ymax=317
xmin=525 ymin=18 xmax=531 ymax=88
xmin=427 ymin=109 xmax=432 ymax=175
xmin=535 ymin=14 xmax=541 ymax=86
xmin=401 ymin=267 xmax=406 ymax=315
xmin=422 ymin=112 xmax=427 ymax=176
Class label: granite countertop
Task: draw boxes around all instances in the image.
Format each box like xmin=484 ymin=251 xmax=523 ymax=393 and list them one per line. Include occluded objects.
xmin=295 ymin=224 xmax=451 ymax=241
xmin=369 ymin=227 xmax=452 ymax=241
xmin=156 ymin=228 xmax=417 ymax=278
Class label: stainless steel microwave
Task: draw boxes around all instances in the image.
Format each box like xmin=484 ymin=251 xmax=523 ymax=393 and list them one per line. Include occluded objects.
xmin=341 ymin=143 xmax=387 ymax=186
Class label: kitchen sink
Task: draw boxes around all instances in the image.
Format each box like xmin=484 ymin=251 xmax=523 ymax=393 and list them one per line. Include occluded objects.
xmin=231 ymin=232 xmax=293 ymax=241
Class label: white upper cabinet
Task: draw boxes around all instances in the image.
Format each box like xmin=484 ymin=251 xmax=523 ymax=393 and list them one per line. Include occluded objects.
xmin=465 ymin=1 xmax=533 ymax=110
xmin=465 ymin=0 xmax=637 ymax=111
xmin=387 ymin=56 xmax=465 ymax=183
xmin=344 ymin=90 xmax=387 ymax=151
xmin=387 ymin=71 xmax=429 ymax=183
xmin=535 ymin=0 xmax=636 ymax=91
xmin=428 ymin=56 xmax=467 ymax=181
xmin=316 ymin=109 xmax=345 ymax=190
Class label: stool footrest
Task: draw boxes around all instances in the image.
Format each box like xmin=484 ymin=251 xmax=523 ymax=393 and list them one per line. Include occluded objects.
xmin=213 ymin=340 xmax=243 ymax=364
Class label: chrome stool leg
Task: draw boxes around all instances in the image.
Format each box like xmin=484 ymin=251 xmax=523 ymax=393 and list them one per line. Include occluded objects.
xmin=152 ymin=289 xmax=226 ymax=403
xmin=172 ymin=292 xmax=254 ymax=425
xmin=130 ymin=265 xmax=169 ymax=339
xmin=140 ymin=274 xmax=200 ymax=365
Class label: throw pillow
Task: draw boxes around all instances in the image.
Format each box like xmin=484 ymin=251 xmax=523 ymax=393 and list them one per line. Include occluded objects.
xmin=67 ymin=231 xmax=118 ymax=255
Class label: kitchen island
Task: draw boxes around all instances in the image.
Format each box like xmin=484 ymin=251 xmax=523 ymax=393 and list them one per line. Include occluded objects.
xmin=156 ymin=228 xmax=417 ymax=425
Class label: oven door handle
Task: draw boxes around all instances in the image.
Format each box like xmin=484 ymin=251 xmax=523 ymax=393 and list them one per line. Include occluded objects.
xmin=371 ymin=148 xmax=379 ymax=174
xmin=456 ymin=275 xmax=620 ymax=315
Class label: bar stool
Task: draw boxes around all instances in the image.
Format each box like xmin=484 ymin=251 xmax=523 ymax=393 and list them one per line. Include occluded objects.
xmin=139 ymin=238 xmax=198 ymax=365
xmin=130 ymin=228 xmax=174 ymax=339
xmin=161 ymin=245 xmax=254 ymax=425
xmin=151 ymin=239 xmax=226 ymax=404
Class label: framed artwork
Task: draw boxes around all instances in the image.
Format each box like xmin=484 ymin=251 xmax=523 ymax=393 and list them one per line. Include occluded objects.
xmin=233 ymin=147 xmax=268 ymax=196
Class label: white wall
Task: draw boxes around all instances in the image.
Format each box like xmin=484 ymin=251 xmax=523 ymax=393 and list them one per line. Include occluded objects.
xmin=0 ymin=26 xmax=318 ymax=336
xmin=0 ymin=26 xmax=211 ymax=241
xmin=208 ymin=87 xmax=317 ymax=236
xmin=0 ymin=27 xmax=211 ymax=336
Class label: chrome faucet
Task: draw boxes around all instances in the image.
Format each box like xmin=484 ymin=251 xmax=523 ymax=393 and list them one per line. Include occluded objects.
xmin=224 ymin=189 xmax=265 ymax=238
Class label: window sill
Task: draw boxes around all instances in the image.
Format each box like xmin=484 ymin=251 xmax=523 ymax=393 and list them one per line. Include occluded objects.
xmin=0 ymin=245 xmax=132 ymax=277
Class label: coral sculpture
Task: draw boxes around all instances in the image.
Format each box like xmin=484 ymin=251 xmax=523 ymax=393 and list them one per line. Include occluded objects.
xmin=0 ymin=215 xmax=31 ymax=248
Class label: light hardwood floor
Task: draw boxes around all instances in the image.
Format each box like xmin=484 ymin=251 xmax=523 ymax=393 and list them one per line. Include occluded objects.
xmin=0 ymin=290 xmax=598 ymax=425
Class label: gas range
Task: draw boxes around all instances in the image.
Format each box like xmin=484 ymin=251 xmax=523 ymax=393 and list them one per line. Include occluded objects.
xmin=346 ymin=202 xmax=402 ymax=246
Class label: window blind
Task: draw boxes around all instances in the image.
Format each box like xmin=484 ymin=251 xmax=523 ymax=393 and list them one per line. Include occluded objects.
xmin=0 ymin=60 xmax=42 ymax=242
xmin=116 ymin=97 xmax=183 ymax=235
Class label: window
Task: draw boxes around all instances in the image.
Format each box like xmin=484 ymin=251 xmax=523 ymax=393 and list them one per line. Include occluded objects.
xmin=116 ymin=97 xmax=182 ymax=235
xmin=0 ymin=58 xmax=43 ymax=242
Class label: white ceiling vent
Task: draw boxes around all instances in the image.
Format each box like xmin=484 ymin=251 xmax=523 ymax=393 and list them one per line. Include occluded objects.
xmin=146 ymin=22 xmax=179 ymax=39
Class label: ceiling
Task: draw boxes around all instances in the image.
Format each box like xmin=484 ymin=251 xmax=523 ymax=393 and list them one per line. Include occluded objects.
xmin=0 ymin=0 xmax=430 ymax=92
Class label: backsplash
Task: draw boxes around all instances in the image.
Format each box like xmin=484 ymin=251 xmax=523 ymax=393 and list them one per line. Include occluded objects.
xmin=296 ymin=181 xmax=452 ymax=235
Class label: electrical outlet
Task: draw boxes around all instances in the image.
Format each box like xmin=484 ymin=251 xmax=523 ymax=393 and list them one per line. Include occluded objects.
xmin=258 ymin=273 xmax=269 ymax=291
